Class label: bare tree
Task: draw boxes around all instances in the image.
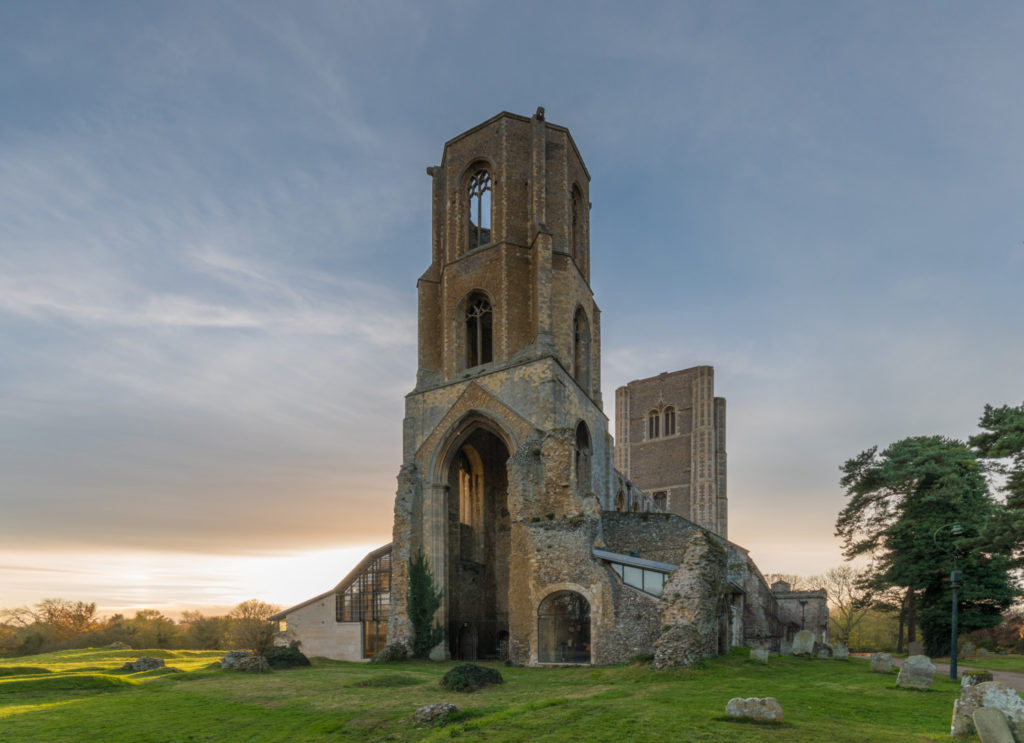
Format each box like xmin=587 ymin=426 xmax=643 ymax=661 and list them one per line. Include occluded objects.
xmin=228 ymin=599 xmax=281 ymax=657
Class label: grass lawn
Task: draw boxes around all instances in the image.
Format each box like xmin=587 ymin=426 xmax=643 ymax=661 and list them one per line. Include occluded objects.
xmin=940 ymin=654 xmax=1024 ymax=674
xmin=0 ymin=647 xmax=987 ymax=742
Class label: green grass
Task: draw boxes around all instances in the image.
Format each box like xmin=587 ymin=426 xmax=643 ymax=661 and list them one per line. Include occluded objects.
xmin=941 ymin=653 xmax=1024 ymax=674
xmin=0 ymin=647 xmax=994 ymax=742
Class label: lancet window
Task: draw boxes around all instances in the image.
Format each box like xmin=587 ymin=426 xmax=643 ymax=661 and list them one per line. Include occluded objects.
xmin=468 ymin=169 xmax=492 ymax=250
xmin=465 ymin=293 xmax=493 ymax=368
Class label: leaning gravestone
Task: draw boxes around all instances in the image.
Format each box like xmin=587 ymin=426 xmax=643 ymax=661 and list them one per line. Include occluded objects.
xmin=791 ymin=630 xmax=815 ymax=657
xmin=951 ymin=681 xmax=1024 ymax=739
xmin=750 ymin=647 xmax=769 ymax=664
xmin=725 ymin=697 xmax=784 ymax=722
xmin=896 ymin=655 xmax=935 ymax=690
xmin=870 ymin=652 xmax=893 ymax=673
xmin=833 ymin=643 xmax=850 ymax=660
xmin=907 ymin=640 xmax=923 ymax=655
xmin=972 ymin=708 xmax=1015 ymax=743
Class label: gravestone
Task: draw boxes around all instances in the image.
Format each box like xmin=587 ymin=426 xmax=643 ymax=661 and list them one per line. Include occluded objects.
xmin=725 ymin=697 xmax=784 ymax=722
xmin=951 ymin=681 xmax=1024 ymax=739
xmin=972 ymin=708 xmax=1015 ymax=743
xmin=750 ymin=647 xmax=769 ymax=664
xmin=896 ymin=655 xmax=935 ymax=690
xmin=959 ymin=641 xmax=977 ymax=659
xmin=870 ymin=652 xmax=893 ymax=673
xmin=791 ymin=630 xmax=815 ymax=657
xmin=962 ymin=671 xmax=995 ymax=689
xmin=907 ymin=640 xmax=923 ymax=655
xmin=833 ymin=643 xmax=850 ymax=660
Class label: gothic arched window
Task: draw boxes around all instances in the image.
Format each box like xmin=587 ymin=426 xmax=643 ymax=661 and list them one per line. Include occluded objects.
xmin=465 ymin=293 xmax=493 ymax=368
xmin=573 ymin=308 xmax=591 ymax=392
xmin=575 ymin=421 xmax=591 ymax=494
xmin=468 ymin=169 xmax=492 ymax=250
xmin=663 ymin=406 xmax=675 ymax=437
xmin=615 ymin=489 xmax=625 ymax=512
xmin=647 ymin=410 xmax=660 ymax=439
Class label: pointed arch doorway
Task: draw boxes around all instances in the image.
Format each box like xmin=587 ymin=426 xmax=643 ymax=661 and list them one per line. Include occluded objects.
xmin=446 ymin=425 xmax=511 ymax=660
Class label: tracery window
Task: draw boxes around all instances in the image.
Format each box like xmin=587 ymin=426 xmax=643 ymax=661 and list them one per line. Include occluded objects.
xmin=663 ymin=406 xmax=675 ymax=436
xmin=468 ymin=169 xmax=492 ymax=250
xmin=465 ymin=293 xmax=493 ymax=368
xmin=648 ymin=410 xmax=660 ymax=439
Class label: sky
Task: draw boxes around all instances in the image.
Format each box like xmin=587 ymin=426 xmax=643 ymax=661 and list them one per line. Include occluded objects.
xmin=2 ymin=1 xmax=1022 ymax=618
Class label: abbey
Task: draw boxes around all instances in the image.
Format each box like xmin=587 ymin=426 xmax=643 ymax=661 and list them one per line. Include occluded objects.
xmin=272 ymin=109 xmax=827 ymax=665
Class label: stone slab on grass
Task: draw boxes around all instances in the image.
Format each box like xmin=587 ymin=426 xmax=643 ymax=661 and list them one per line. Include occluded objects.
xmin=790 ymin=630 xmax=815 ymax=657
xmin=725 ymin=697 xmax=784 ymax=722
xmin=749 ymin=647 xmax=768 ymax=664
xmin=870 ymin=652 xmax=893 ymax=674
xmin=896 ymin=655 xmax=935 ymax=690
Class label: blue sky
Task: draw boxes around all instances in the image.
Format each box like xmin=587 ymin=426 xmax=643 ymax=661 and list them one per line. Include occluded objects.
xmin=2 ymin=1 xmax=1022 ymax=614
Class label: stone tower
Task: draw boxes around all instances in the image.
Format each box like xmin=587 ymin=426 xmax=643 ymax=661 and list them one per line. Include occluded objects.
xmin=389 ymin=109 xmax=615 ymax=663
xmin=614 ymin=367 xmax=727 ymax=537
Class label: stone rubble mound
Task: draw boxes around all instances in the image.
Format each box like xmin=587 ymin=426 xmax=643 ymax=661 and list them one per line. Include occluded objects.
xmin=725 ymin=696 xmax=784 ymax=722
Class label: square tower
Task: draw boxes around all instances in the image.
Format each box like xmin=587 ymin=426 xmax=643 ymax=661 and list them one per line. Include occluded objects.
xmin=614 ymin=367 xmax=727 ymax=537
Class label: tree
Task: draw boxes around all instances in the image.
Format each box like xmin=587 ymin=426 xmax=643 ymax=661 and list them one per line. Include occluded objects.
xmin=969 ymin=402 xmax=1024 ymax=568
xmin=407 ymin=549 xmax=443 ymax=659
xmin=34 ymin=599 xmax=99 ymax=641
xmin=822 ymin=566 xmax=873 ymax=646
xmin=228 ymin=599 xmax=281 ymax=657
xmin=836 ymin=436 xmax=1018 ymax=656
xmin=180 ymin=610 xmax=230 ymax=650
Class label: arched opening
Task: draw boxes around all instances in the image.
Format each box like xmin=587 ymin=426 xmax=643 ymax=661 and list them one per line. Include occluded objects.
xmin=465 ymin=293 xmax=493 ymax=368
xmin=446 ymin=426 xmax=510 ymax=661
xmin=467 ymin=168 xmax=492 ymax=250
xmin=538 ymin=591 xmax=591 ymax=664
xmin=575 ymin=421 xmax=591 ymax=495
xmin=573 ymin=308 xmax=591 ymax=392
xmin=615 ymin=489 xmax=625 ymax=512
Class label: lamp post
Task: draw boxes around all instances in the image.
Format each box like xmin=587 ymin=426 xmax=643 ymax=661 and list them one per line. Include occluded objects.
xmin=933 ymin=523 xmax=964 ymax=681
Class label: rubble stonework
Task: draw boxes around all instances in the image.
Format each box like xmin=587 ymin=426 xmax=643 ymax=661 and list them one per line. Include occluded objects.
xmin=952 ymin=681 xmax=1024 ymax=739
xmin=652 ymin=530 xmax=728 ymax=669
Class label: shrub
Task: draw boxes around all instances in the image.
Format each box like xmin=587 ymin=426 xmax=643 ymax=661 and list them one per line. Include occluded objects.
xmin=407 ymin=550 xmax=443 ymax=659
xmin=439 ymin=663 xmax=503 ymax=692
xmin=266 ymin=645 xmax=310 ymax=669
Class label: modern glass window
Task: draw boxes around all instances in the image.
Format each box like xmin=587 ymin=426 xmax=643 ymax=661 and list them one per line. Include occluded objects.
xmin=468 ymin=169 xmax=492 ymax=250
xmin=608 ymin=561 xmax=668 ymax=598
xmin=334 ymin=549 xmax=392 ymax=658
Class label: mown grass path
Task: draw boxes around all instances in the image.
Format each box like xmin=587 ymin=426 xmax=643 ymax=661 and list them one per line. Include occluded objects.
xmin=0 ymin=647 xmax=1000 ymax=742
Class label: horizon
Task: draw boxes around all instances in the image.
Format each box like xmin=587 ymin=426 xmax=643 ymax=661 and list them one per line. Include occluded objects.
xmin=2 ymin=2 xmax=1022 ymax=614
